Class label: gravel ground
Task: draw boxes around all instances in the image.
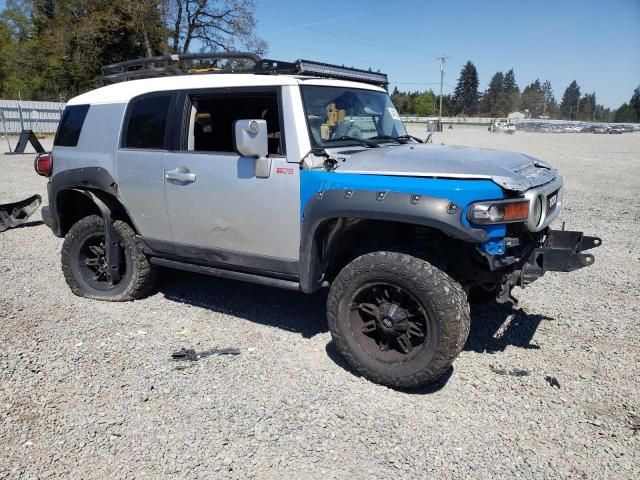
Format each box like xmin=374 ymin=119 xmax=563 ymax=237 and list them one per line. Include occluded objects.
xmin=1 ymin=129 xmax=639 ymax=479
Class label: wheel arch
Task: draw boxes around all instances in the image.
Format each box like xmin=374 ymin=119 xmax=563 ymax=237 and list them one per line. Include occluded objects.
xmin=54 ymin=188 xmax=137 ymax=237
xmin=298 ymin=188 xmax=495 ymax=293
xmin=47 ymin=166 xmax=137 ymax=237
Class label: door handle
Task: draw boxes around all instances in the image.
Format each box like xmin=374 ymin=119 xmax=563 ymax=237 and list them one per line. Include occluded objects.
xmin=166 ymin=168 xmax=196 ymax=183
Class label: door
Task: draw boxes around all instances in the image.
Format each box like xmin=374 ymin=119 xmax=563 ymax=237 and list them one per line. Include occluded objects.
xmin=163 ymin=89 xmax=300 ymax=272
xmin=117 ymin=93 xmax=174 ymax=242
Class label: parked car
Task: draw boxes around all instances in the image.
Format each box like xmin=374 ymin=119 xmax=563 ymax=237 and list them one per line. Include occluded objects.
xmin=609 ymin=126 xmax=625 ymax=134
xmin=593 ymin=126 xmax=608 ymax=134
xmin=34 ymin=53 xmax=601 ymax=389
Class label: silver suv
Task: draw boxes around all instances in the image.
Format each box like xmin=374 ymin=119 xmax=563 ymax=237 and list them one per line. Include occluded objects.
xmin=35 ymin=54 xmax=600 ymax=389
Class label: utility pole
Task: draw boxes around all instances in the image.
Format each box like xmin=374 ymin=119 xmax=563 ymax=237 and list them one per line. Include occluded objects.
xmin=436 ymin=55 xmax=449 ymax=132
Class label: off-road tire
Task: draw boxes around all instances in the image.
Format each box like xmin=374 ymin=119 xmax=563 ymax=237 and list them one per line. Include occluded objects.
xmin=327 ymin=251 xmax=470 ymax=389
xmin=61 ymin=215 xmax=157 ymax=301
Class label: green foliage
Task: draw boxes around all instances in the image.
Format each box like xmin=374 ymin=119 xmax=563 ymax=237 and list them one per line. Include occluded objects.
xmin=412 ymin=90 xmax=436 ymax=116
xmin=577 ymin=92 xmax=596 ymax=121
xmin=0 ymin=0 xmax=264 ymax=101
xmin=520 ymin=79 xmax=543 ymax=117
xmin=614 ymin=103 xmax=638 ymax=122
xmin=630 ymin=85 xmax=640 ymax=120
xmin=390 ymin=89 xmax=438 ymax=116
xmin=560 ymin=80 xmax=581 ymax=119
xmin=453 ymin=61 xmax=480 ymax=115
xmin=482 ymin=72 xmax=505 ymax=116
xmin=541 ymin=80 xmax=557 ymax=117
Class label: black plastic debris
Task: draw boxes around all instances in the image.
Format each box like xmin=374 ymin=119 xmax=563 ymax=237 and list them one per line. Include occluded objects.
xmin=171 ymin=347 xmax=241 ymax=362
xmin=545 ymin=375 xmax=561 ymax=389
xmin=0 ymin=194 xmax=42 ymax=232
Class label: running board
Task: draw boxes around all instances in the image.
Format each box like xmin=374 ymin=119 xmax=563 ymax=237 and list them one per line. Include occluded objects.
xmin=150 ymin=257 xmax=301 ymax=291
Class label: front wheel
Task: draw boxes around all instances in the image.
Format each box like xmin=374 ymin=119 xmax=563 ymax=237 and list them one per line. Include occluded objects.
xmin=61 ymin=215 xmax=157 ymax=301
xmin=327 ymin=251 xmax=470 ymax=389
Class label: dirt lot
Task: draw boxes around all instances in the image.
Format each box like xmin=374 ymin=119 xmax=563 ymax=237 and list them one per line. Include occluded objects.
xmin=1 ymin=129 xmax=639 ymax=479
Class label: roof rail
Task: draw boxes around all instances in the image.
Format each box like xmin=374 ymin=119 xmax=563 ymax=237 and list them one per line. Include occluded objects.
xmin=100 ymin=52 xmax=388 ymax=88
xmin=101 ymin=52 xmax=261 ymax=85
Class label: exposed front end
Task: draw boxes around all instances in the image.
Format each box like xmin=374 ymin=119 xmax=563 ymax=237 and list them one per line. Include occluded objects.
xmin=465 ymin=174 xmax=601 ymax=303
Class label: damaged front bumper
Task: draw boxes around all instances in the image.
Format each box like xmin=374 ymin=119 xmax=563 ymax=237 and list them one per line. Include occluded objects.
xmin=0 ymin=195 xmax=42 ymax=232
xmin=498 ymin=229 xmax=602 ymax=303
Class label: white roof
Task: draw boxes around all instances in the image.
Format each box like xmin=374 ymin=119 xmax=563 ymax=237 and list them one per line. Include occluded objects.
xmin=67 ymin=74 xmax=385 ymax=106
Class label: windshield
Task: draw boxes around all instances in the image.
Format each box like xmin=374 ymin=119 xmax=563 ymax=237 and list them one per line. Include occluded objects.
xmin=300 ymin=85 xmax=408 ymax=149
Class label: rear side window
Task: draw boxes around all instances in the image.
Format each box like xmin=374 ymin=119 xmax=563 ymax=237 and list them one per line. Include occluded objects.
xmin=54 ymin=105 xmax=90 ymax=147
xmin=124 ymin=95 xmax=172 ymax=149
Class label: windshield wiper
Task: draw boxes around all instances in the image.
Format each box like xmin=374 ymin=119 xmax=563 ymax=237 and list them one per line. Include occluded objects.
xmin=370 ymin=134 xmax=422 ymax=144
xmin=324 ymin=135 xmax=380 ymax=148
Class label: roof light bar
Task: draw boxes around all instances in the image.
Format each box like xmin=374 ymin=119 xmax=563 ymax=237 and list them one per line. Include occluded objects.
xmin=295 ymin=60 xmax=388 ymax=87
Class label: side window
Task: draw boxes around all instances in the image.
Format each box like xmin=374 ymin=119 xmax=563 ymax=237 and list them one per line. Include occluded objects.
xmin=186 ymin=92 xmax=282 ymax=155
xmin=124 ymin=95 xmax=172 ymax=149
xmin=54 ymin=105 xmax=90 ymax=147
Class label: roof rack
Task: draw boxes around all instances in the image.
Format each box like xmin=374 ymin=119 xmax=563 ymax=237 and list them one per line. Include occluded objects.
xmin=101 ymin=52 xmax=261 ymax=85
xmin=100 ymin=52 xmax=388 ymax=88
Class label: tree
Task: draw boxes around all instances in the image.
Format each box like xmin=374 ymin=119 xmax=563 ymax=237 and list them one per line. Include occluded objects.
xmin=560 ymin=80 xmax=581 ymax=119
xmin=503 ymin=68 xmax=520 ymax=112
xmin=453 ymin=61 xmax=479 ymax=115
xmin=578 ymin=92 xmax=596 ymax=121
xmin=167 ymin=0 xmax=266 ymax=55
xmin=521 ymin=79 xmax=543 ymax=117
xmin=630 ymin=85 xmax=640 ymax=120
xmin=614 ymin=103 xmax=638 ymax=122
xmin=482 ymin=72 xmax=504 ymax=116
xmin=413 ymin=90 xmax=436 ymax=116
xmin=541 ymin=80 xmax=556 ymax=118
xmin=0 ymin=0 xmax=267 ymax=100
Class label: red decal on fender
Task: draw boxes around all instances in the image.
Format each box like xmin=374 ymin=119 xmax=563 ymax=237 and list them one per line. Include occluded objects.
xmin=276 ymin=167 xmax=294 ymax=175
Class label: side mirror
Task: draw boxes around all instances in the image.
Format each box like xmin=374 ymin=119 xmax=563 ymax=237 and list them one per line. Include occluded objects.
xmin=233 ymin=119 xmax=271 ymax=178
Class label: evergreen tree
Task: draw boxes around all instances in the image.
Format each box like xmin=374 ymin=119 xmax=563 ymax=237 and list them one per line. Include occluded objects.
xmin=521 ymin=79 xmax=543 ymax=117
xmin=560 ymin=81 xmax=581 ymax=119
xmin=503 ymin=68 xmax=520 ymax=112
xmin=452 ymin=61 xmax=480 ymax=115
xmin=614 ymin=103 xmax=638 ymax=122
xmin=483 ymin=72 xmax=504 ymax=116
xmin=578 ymin=93 xmax=596 ymax=121
xmin=541 ymin=80 xmax=556 ymax=118
xmin=630 ymin=85 xmax=640 ymax=120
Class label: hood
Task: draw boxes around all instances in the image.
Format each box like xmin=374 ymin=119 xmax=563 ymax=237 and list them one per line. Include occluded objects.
xmin=332 ymin=144 xmax=558 ymax=192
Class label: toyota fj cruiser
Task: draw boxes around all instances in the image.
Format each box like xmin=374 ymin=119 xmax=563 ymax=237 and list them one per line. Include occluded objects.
xmin=35 ymin=53 xmax=601 ymax=388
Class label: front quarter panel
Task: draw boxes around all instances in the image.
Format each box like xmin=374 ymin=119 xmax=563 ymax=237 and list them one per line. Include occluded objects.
xmin=298 ymin=171 xmax=507 ymax=291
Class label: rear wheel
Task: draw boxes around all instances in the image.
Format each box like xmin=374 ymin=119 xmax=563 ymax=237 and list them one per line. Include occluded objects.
xmin=61 ymin=215 xmax=157 ymax=301
xmin=327 ymin=251 xmax=470 ymax=389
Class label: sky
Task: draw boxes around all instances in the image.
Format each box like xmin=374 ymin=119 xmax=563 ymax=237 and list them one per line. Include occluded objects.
xmin=0 ymin=0 xmax=637 ymax=107
xmin=254 ymin=0 xmax=640 ymax=108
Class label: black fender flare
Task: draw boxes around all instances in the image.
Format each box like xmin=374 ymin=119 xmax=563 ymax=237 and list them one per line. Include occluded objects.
xmin=46 ymin=167 xmax=133 ymax=237
xmin=298 ymin=188 xmax=489 ymax=293
xmin=68 ymin=189 xmax=123 ymax=282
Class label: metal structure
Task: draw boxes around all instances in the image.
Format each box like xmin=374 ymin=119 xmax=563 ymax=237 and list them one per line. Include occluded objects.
xmin=101 ymin=52 xmax=389 ymax=88
xmin=0 ymin=99 xmax=65 ymax=134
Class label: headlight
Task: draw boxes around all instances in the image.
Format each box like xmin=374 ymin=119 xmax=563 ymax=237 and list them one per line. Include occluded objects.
xmin=532 ymin=195 xmax=543 ymax=227
xmin=468 ymin=199 xmax=530 ymax=225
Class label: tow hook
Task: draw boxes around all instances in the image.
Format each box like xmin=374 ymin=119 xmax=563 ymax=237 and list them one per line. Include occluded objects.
xmin=521 ymin=229 xmax=602 ymax=284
